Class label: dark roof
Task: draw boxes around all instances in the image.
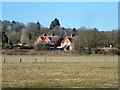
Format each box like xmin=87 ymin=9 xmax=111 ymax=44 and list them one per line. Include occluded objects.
xmin=38 ymin=36 xmax=61 ymax=42
xmin=48 ymin=37 xmax=52 ymax=41
xmin=51 ymin=37 xmax=61 ymax=42
xmin=61 ymin=37 xmax=75 ymax=43
xmin=41 ymin=37 xmax=45 ymax=40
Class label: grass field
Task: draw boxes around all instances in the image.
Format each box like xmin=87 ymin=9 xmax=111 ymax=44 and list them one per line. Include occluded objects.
xmin=2 ymin=55 xmax=118 ymax=88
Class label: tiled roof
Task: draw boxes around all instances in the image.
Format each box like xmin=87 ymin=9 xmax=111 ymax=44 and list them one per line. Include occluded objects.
xmin=61 ymin=37 xmax=75 ymax=43
xmin=37 ymin=35 xmax=61 ymax=42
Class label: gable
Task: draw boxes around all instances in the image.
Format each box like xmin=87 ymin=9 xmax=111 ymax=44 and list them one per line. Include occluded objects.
xmin=37 ymin=37 xmax=42 ymax=41
xmin=62 ymin=38 xmax=71 ymax=43
xmin=64 ymin=38 xmax=71 ymax=43
xmin=44 ymin=37 xmax=51 ymax=42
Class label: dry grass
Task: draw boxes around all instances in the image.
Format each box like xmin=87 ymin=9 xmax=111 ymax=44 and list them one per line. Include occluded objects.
xmin=2 ymin=55 xmax=118 ymax=88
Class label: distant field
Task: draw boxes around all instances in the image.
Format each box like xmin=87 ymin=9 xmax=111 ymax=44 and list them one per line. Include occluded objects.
xmin=2 ymin=55 xmax=118 ymax=88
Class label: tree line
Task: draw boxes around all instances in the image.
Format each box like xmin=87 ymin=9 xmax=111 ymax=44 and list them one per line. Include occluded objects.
xmin=1 ymin=18 xmax=119 ymax=54
xmin=1 ymin=18 xmax=77 ymax=46
xmin=74 ymin=29 xmax=118 ymax=54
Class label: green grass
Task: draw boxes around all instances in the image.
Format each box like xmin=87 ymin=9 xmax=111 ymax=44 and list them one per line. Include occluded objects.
xmin=2 ymin=55 xmax=118 ymax=88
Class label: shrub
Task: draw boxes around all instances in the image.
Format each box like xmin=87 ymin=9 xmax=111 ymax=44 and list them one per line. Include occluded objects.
xmin=2 ymin=43 xmax=8 ymax=49
xmin=34 ymin=42 xmax=47 ymax=51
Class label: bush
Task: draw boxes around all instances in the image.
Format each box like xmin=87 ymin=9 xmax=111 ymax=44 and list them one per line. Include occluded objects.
xmin=34 ymin=42 xmax=47 ymax=51
xmin=111 ymin=49 xmax=118 ymax=55
xmin=96 ymin=49 xmax=118 ymax=55
xmin=17 ymin=42 xmax=22 ymax=44
xmin=2 ymin=43 xmax=10 ymax=49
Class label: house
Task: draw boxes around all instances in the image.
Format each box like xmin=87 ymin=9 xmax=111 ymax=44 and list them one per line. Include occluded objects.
xmin=34 ymin=33 xmax=76 ymax=51
xmin=34 ymin=34 xmax=63 ymax=49
xmin=34 ymin=34 xmax=46 ymax=45
xmin=60 ymin=34 xmax=75 ymax=51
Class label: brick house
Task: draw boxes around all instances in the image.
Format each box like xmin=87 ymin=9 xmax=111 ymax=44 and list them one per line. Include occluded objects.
xmin=34 ymin=34 xmax=63 ymax=48
xmin=60 ymin=34 xmax=75 ymax=51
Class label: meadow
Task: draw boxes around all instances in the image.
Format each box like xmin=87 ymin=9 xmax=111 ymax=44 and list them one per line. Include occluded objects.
xmin=2 ymin=55 xmax=118 ymax=88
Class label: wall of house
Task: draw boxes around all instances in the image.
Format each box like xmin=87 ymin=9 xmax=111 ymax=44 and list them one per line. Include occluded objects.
xmin=61 ymin=38 xmax=74 ymax=51
xmin=44 ymin=37 xmax=51 ymax=44
xmin=34 ymin=34 xmax=74 ymax=51
xmin=34 ymin=37 xmax=42 ymax=45
xmin=37 ymin=37 xmax=42 ymax=43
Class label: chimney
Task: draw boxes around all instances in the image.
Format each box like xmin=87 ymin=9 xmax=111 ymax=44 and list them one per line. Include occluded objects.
xmin=43 ymin=34 xmax=46 ymax=37
xmin=51 ymin=34 xmax=54 ymax=37
xmin=71 ymin=34 xmax=73 ymax=38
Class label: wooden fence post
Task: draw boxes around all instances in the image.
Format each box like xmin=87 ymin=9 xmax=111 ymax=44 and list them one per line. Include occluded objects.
xmin=20 ymin=59 xmax=22 ymax=63
xmin=4 ymin=59 xmax=6 ymax=63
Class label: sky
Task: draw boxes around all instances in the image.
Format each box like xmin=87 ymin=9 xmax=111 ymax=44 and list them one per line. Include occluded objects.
xmin=2 ymin=2 xmax=118 ymax=31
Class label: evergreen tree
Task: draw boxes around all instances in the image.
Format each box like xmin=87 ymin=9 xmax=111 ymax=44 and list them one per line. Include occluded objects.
xmin=36 ymin=22 xmax=41 ymax=29
xmin=50 ymin=18 xmax=60 ymax=29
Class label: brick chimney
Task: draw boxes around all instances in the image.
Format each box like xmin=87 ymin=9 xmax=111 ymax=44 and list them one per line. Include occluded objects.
xmin=51 ymin=34 xmax=54 ymax=37
xmin=43 ymin=34 xmax=46 ymax=37
xmin=71 ymin=34 xmax=73 ymax=38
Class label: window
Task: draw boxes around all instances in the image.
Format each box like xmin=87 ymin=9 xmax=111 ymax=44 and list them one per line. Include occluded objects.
xmin=37 ymin=41 xmax=39 ymax=44
xmin=70 ymin=46 xmax=72 ymax=50
xmin=48 ymin=42 xmax=50 ymax=44
xmin=68 ymin=42 xmax=70 ymax=45
xmin=64 ymin=42 xmax=67 ymax=45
